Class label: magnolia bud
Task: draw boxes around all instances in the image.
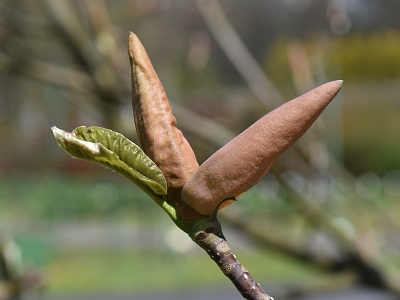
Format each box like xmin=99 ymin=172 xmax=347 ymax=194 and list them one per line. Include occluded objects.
xmin=182 ymin=81 xmax=343 ymax=215
xmin=129 ymin=33 xmax=203 ymax=221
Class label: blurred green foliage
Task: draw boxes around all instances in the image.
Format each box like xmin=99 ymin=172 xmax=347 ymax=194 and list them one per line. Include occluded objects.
xmin=0 ymin=175 xmax=327 ymax=294
xmin=265 ymin=30 xmax=400 ymax=175
xmin=332 ymin=31 xmax=400 ymax=80
xmin=343 ymin=100 xmax=400 ymax=175
xmin=0 ymin=174 xmax=156 ymax=222
xmin=45 ymin=248 xmax=323 ymax=294
xmin=266 ymin=30 xmax=400 ymax=86
xmin=0 ymin=174 xmax=295 ymax=221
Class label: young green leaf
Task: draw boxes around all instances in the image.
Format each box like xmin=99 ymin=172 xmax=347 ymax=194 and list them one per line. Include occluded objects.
xmin=51 ymin=126 xmax=167 ymax=196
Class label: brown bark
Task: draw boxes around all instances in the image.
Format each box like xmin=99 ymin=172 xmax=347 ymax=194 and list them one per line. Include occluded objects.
xmin=197 ymin=234 xmax=273 ymax=299
xmin=191 ymin=217 xmax=274 ymax=300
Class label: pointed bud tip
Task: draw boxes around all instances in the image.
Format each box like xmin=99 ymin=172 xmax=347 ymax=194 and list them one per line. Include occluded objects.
xmin=334 ymin=79 xmax=344 ymax=87
xmin=329 ymin=79 xmax=344 ymax=91
xmin=317 ymin=80 xmax=343 ymax=101
xmin=128 ymin=32 xmax=140 ymax=59
xmin=128 ymin=32 xmax=137 ymax=40
xmin=333 ymin=79 xmax=344 ymax=94
xmin=128 ymin=33 xmax=148 ymax=65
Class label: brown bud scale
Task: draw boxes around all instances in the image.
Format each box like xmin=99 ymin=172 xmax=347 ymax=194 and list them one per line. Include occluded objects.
xmin=128 ymin=33 xmax=203 ymax=221
xmin=182 ymin=81 xmax=343 ymax=215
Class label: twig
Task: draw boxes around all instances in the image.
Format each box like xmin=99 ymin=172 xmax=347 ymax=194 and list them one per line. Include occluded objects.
xmin=190 ymin=213 xmax=274 ymax=300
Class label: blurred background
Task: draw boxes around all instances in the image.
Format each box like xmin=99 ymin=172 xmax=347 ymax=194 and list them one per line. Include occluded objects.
xmin=1 ymin=0 xmax=400 ymax=299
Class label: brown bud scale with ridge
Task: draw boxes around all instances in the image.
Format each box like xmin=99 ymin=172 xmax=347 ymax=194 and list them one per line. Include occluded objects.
xmin=128 ymin=33 xmax=203 ymax=221
xmin=181 ymin=81 xmax=343 ymax=215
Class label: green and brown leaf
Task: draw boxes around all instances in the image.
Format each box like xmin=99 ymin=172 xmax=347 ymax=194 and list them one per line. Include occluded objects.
xmin=51 ymin=126 xmax=167 ymax=197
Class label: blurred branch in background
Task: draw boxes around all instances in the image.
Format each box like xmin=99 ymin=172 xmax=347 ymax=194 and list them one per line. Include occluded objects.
xmin=195 ymin=0 xmax=285 ymax=109
xmin=196 ymin=0 xmax=400 ymax=296
xmin=0 ymin=52 xmax=96 ymax=94
xmin=1 ymin=0 xmax=400 ymax=298
xmin=42 ymin=0 xmax=130 ymax=127
xmin=0 ymin=234 xmax=43 ymax=300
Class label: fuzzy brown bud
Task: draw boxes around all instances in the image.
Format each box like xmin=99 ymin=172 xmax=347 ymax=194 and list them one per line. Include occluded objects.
xmin=129 ymin=33 xmax=203 ymax=221
xmin=181 ymin=81 xmax=343 ymax=215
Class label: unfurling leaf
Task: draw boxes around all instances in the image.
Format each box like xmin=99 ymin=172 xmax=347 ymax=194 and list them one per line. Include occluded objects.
xmin=51 ymin=126 xmax=167 ymax=196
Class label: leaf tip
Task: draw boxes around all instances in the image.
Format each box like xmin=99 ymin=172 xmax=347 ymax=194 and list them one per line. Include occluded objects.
xmin=51 ymin=125 xmax=59 ymax=134
xmin=51 ymin=126 xmax=66 ymax=145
